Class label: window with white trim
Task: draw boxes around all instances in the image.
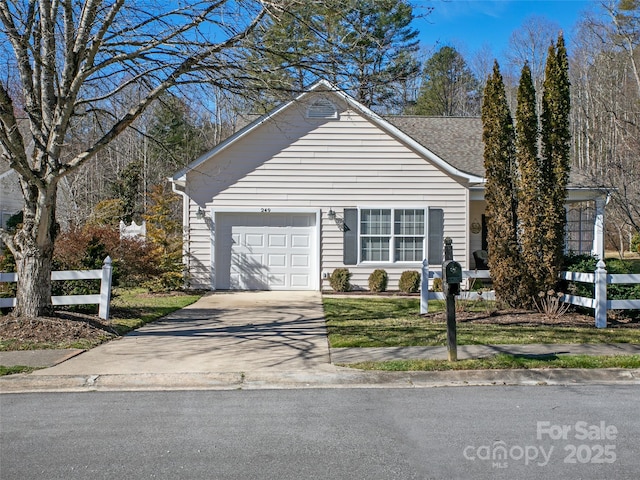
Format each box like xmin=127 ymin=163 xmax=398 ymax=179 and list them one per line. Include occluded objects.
xmin=360 ymin=208 xmax=425 ymax=262
xmin=566 ymin=201 xmax=595 ymax=255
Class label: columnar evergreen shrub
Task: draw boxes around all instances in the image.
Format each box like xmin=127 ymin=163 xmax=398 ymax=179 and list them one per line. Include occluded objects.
xmin=481 ymin=34 xmax=571 ymax=308
xmin=515 ymin=63 xmax=543 ymax=308
xmin=482 ymin=61 xmax=521 ymax=307
xmin=540 ymin=34 xmax=571 ymax=290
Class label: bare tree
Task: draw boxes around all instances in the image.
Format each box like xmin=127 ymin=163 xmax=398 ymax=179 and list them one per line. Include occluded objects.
xmin=505 ymin=15 xmax=561 ymax=113
xmin=0 ymin=0 xmax=292 ymax=317
xmin=570 ymin=1 xmax=640 ymax=242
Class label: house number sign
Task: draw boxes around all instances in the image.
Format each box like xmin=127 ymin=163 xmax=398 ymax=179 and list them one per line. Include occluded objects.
xmin=261 ymin=208 xmax=272 ymax=213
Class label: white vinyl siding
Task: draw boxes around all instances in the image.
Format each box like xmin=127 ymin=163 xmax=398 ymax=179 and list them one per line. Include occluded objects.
xmin=0 ymin=170 xmax=24 ymax=229
xmin=184 ymin=96 xmax=469 ymax=290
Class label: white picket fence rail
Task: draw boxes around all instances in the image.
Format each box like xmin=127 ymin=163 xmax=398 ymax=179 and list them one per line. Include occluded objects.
xmin=420 ymin=260 xmax=495 ymax=314
xmin=0 ymin=256 xmax=113 ymax=320
xmin=419 ymin=258 xmax=640 ymax=329
xmin=561 ymin=259 xmax=640 ymax=329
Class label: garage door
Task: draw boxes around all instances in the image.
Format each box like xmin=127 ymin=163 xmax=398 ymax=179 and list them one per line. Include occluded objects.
xmin=215 ymin=212 xmax=317 ymax=290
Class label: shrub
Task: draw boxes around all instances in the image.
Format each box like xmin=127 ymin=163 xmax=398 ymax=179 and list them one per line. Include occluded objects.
xmin=561 ymin=253 xmax=598 ymax=298
xmin=632 ymin=232 xmax=640 ymax=253
xmin=368 ymin=269 xmax=388 ymax=292
xmin=399 ymin=270 xmax=420 ymax=294
xmin=329 ymin=268 xmax=352 ymax=292
xmin=54 ymin=224 xmax=160 ymax=290
xmin=534 ymin=290 xmax=570 ymax=320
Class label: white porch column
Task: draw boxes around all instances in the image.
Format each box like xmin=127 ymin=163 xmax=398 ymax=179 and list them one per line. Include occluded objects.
xmin=592 ymin=197 xmax=606 ymax=260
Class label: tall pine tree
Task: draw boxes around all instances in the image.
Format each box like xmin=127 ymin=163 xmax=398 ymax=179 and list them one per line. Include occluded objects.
xmin=540 ymin=34 xmax=571 ymax=288
xmin=482 ymin=62 xmax=522 ymax=306
xmin=413 ymin=46 xmax=480 ymax=116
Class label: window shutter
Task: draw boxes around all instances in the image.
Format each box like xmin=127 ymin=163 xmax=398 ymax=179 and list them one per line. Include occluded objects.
xmin=343 ymin=208 xmax=358 ymax=265
xmin=428 ymin=208 xmax=444 ymax=264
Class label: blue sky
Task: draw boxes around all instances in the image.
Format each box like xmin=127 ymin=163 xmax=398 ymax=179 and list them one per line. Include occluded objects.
xmin=414 ymin=0 xmax=597 ymax=60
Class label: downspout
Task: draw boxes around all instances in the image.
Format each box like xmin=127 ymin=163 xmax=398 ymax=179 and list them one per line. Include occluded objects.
xmin=170 ymin=178 xmax=190 ymax=288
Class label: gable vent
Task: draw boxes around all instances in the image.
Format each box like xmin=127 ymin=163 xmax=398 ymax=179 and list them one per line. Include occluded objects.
xmin=307 ymin=98 xmax=338 ymax=119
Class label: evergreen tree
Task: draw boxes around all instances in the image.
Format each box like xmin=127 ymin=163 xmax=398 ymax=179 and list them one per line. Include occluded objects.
xmin=339 ymin=0 xmax=421 ymax=110
xmin=243 ymin=3 xmax=322 ymax=111
xmin=540 ymin=34 xmax=571 ymax=288
xmin=147 ymin=95 xmax=207 ymax=189
xmin=482 ymin=62 xmax=522 ymax=306
xmin=111 ymin=161 xmax=142 ymax=224
xmin=515 ymin=63 xmax=543 ymax=306
xmin=413 ymin=46 xmax=480 ymax=116
xmin=248 ymin=0 xmax=421 ymax=112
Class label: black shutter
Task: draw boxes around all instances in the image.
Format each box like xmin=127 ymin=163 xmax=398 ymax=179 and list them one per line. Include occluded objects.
xmin=343 ymin=208 xmax=358 ymax=265
xmin=428 ymin=208 xmax=444 ymax=264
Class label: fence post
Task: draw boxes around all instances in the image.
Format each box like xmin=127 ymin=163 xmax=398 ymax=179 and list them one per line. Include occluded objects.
xmin=594 ymin=260 xmax=607 ymax=328
xmin=420 ymin=260 xmax=429 ymax=314
xmin=99 ymin=256 xmax=113 ymax=320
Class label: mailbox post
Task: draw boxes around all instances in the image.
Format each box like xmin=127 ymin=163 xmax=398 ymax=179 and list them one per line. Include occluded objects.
xmin=442 ymin=238 xmax=461 ymax=362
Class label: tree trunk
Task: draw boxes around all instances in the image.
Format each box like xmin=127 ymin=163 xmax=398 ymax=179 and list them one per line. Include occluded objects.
xmin=11 ymin=182 xmax=58 ymax=318
xmin=13 ymin=245 xmax=54 ymax=318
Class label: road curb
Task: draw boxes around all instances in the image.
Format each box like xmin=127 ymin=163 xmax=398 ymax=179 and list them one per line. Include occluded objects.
xmin=1 ymin=368 xmax=638 ymax=393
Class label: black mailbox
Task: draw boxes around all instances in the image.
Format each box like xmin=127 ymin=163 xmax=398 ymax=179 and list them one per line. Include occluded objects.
xmin=443 ymin=260 xmax=463 ymax=285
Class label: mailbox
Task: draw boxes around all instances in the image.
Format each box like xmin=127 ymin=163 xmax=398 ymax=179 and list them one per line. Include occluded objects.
xmin=443 ymin=260 xmax=463 ymax=285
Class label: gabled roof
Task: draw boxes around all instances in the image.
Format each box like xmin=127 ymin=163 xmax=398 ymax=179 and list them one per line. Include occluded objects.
xmin=171 ymin=80 xmax=485 ymax=185
xmin=384 ymin=116 xmax=484 ymax=178
xmin=171 ymin=80 xmax=605 ymax=193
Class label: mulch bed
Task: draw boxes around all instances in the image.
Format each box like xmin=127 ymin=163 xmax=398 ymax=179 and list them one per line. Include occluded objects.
xmin=0 ymin=311 xmax=117 ymax=347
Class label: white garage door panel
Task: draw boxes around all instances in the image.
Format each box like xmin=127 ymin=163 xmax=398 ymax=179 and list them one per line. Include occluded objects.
xmin=246 ymin=234 xmax=264 ymax=247
xmin=269 ymin=234 xmax=287 ymax=247
xmin=291 ymin=234 xmax=309 ymax=247
xmin=268 ymin=254 xmax=286 ymax=267
xmin=291 ymin=254 xmax=309 ymax=267
xmin=216 ymin=213 xmax=316 ymax=290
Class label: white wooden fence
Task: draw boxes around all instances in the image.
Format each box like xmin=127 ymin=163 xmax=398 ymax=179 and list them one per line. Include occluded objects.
xmin=420 ymin=260 xmax=495 ymax=314
xmin=561 ymin=259 xmax=640 ymax=329
xmin=0 ymin=256 xmax=113 ymax=320
xmin=420 ymin=258 xmax=640 ymax=329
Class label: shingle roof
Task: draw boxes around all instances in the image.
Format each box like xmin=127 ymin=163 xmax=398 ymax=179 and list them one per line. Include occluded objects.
xmin=385 ymin=115 xmax=603 ymax=188
xmin=384 ymin=116 xmax=485 ymax=178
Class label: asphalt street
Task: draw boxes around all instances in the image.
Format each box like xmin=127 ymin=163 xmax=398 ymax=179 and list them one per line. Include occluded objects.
xmin=2 ymin=385 xmax=638 ymax=479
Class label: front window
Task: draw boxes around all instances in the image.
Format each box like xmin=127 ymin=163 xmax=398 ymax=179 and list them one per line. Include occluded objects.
xmin=360 ymin=208 xmax=425 ymax=262
xmin=566 ymin=202 xmax=595 ymax=255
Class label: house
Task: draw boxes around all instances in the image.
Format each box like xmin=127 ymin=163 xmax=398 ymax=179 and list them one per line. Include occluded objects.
xmin=170 ymin=81 xmax=607 ymax=291
xmin=0 ymin=167 xmax=24 ymax=230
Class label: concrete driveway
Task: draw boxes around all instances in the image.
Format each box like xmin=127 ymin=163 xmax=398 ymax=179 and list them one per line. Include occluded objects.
xmin=33 ymin=291 xmax=334 ymax=375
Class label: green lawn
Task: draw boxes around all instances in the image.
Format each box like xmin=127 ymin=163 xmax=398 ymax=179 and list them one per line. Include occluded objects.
xmin=323 ymin=297 xmax=640 ymax=348
xmin=0 ymin=365 xmax=38 ymax=376
xmin=344 ymin=354 xmax=640 ymax=371
xmin=109 ymin=287 xmax=202 ymax=335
